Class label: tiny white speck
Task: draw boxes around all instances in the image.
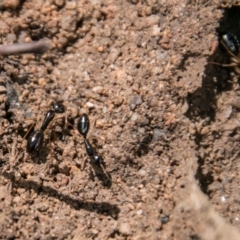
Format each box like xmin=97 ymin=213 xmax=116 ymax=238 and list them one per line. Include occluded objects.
xmin=221 ymin=196 xmax=226 ymax=203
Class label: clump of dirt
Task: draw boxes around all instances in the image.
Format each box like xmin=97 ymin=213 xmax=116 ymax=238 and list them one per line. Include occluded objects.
xmin=1 ymin=0 xmax=240 ymax=239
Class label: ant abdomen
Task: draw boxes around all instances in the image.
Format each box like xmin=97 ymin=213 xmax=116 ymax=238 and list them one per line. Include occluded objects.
xmin=77 ymin=114 xmax=90 ymax=138
xmin=27 ymin=130 xmax=44 ymax=153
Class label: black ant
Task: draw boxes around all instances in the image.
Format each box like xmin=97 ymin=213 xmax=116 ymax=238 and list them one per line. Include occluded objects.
xmin=77 ymin=114 xmax=103 ymax=165
xmin=77 ymin=115 xmax=128 ymax=193
xmin=210 ymin=32 xmax=240 ymax=75
xmin=27 ymin=102 xmax=65 ymax=154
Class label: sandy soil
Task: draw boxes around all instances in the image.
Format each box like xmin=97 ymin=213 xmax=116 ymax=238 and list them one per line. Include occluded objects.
xmin=1 ymin=0 xmax=240 ymax=239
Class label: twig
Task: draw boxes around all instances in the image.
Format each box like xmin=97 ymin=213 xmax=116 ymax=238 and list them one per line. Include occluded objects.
xmin=0 ymin=39 xmax=51 ymax=55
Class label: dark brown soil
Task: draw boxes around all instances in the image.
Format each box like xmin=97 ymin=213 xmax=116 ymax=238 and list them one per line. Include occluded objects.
xmin=1 ymin=0 xmax=240 ymax=239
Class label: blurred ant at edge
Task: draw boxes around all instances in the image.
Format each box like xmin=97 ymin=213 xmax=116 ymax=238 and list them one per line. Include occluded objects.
xmin=209 ymin=32 xmax=240 ymax=84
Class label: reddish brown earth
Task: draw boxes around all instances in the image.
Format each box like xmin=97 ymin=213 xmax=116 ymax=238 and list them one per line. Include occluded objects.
xmin=1 ymin=0 xmax=240 ymax=239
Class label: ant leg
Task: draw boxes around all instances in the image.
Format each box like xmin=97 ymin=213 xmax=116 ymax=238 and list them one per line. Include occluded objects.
xmin=95 ymin=162 xmax=128 ymax=195
xmin=8 ymin=134 xmax=25 ymax=169
xmin=6 ymin=181 xmax=13 ymax=194
xmin=23 ymin=122 xmax=35 ymax=139
xmin=48 ymin=114 xmax=70 ymax=137
xmin=5 ymin=169 xmax=22 ymax=194
xmin=220 ymin=40 xmax=240 ymax=62
xmin=209 ymin=40 xmax=240 ymax=69
xmin=208 ymin=62 xmax=238 ymax=67
xmin=234 ymin=66 xmax=240 ymax=75
xmin=98 ymin=161 xmax=128 ymax=195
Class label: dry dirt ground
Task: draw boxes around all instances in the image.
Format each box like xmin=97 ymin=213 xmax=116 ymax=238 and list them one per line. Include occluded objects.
xmin=2 ymin=0 xmax=240 ymax=239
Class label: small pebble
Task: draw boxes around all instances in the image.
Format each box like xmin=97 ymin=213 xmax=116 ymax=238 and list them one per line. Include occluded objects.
xmin=152 ymin=25 xmax=161 ymax=36
xmin=119 ymin=222 xmax=132 ymax=235
xmin=54 ymin=0 xmax=65 ymax=7
xmin=208 ymin=181 xmax=222 ymax=191
xmin=97 ymin=46 xmax=104 ymax=52
xmin=13 ymin=196 xmax=22 ymax=204
xmin=20 ymin=89 xmax=30 ymax=101
xmin=67 ymin=103 xmax=79 ymax=119
xmin=130 ymin=112 xmax=138 ymax=121
xmin=129 ymin=95 xmax=142 ymax=110
xmin=138 ymin=169 xmax=146 ymax=176
xmin=85 ymin=102 xmax=95 ymax=108
xmin=160 ymin=215 xmax=169 ymax=224
xmin=95 ymin=119 xmax=105 ymax=128
xmin=91 ymin=229 xmax=99 ymax=235
xmin=221 ymin=196 xmax=226 ymax=203
xmin=38 ymin=78 xmax=47 ymax=86
xmin=65 ymin=1 xmax=76 ymax=9
xmin=152 ymin=128 xmax=167 ymax=142
xmin=0 ymin=0 xmax=20 ymax=9
xmin=92 ymin=86 xmax=104 ymax=94
xmin=137 ymin=209 xmax=143 ymax=215
xmin=0 ymin=85 xmax=7 ymax=94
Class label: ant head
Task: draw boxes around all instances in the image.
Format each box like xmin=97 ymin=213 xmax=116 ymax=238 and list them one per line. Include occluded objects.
xmin=53 ymin=102 xmax=65 ymax=114
xmin=220 ymin=32 xmax=240 ymax=54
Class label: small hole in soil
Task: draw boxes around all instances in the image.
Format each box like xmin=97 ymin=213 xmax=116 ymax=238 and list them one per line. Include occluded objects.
xmin=177 ymin=76 xmax=182 ymax=82
xmin=136 ymin=64 xmax=141 ymax=69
